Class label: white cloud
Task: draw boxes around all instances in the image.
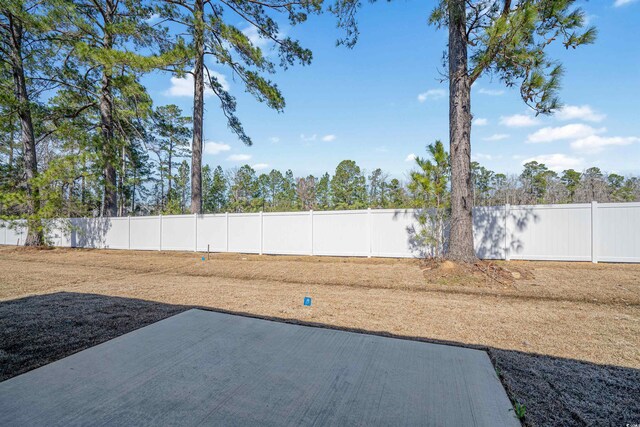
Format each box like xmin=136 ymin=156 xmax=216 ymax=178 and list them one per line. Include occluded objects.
xmin=614 ymin=0 xmax=638 ymax=7
xmin=145 ymin=13 xmax=159 ymax=23
xmin=472 ymin=153 xmax=493 ymax=161
xmin=206 ymin=70 xmax=230 ymax=92
xmin=269 ymin=136 xmax=280 ymax=143
xmin=300 ymin=134 xmax=317 ymax=142
xmin=227 ymin=154 xmax=252 ymax=162
xmin=204 ymin=141 xmax=231 ymax=155
xmin=556 ymin=105 xmax=606 ymax=122
xmin=417 ymin=89 xmax=446 ymax=102
xmin=500 ymin=114 xmax=539 ymax=127
xmin=570 ymin=135 xmax=640 ymax=154
xmin=473 ymin=118 xmax=488 ymax=126
xmin=527 ymin=124 xmax=605 ymax=143
xmin=522 ymin=154 xmax=584 ymax=172
xmin=166 ymin=70 xmax=230 ymax=97
xmin=252 ymin=163 xmax=269 ymax=171
xmin=375 ymin=146 xmax=388 ymax=153
xmin=405 ymin=153 xmax=417 ymax=162
xmin=243 ymin=26 xmax=270 ymax=48
xmin=483 ymin=133 xmax=509 ymax=141
xmin=166 ymin=74 xmax=200 ymax=97
xmin=321 ymin=134 xmax=336 ymax=142
xmin=478 ymin=88 xmax=505 ymax=96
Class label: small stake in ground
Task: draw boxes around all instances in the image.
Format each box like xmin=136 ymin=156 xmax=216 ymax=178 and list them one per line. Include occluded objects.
xmin=303 ymin=297 xmax=312 ymax=306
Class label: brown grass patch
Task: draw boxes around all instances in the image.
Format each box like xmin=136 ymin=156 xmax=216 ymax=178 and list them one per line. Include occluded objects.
xmin=1 ymin=247 xmax=639 ymax=425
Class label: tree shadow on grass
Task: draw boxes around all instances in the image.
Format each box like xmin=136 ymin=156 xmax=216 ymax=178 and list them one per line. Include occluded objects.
xmin=1 ymin=292 xmax=638 ymax=426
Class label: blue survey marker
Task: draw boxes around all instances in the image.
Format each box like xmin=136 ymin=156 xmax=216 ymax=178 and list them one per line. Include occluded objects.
xmin=201 ymin=257 xmax=205 ymax=261
xmin=304 ymin=297 xmax=312 ymax=306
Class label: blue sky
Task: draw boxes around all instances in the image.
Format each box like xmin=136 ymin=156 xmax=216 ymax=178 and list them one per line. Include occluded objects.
xmin=142 ymin=0 xmax=640 ymax=181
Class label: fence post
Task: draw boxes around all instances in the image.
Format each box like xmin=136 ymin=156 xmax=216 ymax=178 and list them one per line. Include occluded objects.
xmin=159 ymin=214 xmax=163 ymax=251
xmin=193 ymin=213 xmax=198 ymax=252
xmin=309 ymin=210 xmax=314 ymax=256
xmin=504 ymin=204 xmax=511 ymax=261
xmin=128 ymin=216 xmax=131 ymax=250
xmin=591 ymin=201 xmax=598 ymax=263
xmin=367 ymin=208 xmax=372 ymax=258
xmin=259 ymin=211 xmax=263 ymax=255
xmin=225 ymin=212 xmax=229 ymax=252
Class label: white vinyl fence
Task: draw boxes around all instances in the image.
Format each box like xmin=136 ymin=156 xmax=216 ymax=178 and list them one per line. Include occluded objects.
xmin=1 ymin=202 xmax=639 ymax=263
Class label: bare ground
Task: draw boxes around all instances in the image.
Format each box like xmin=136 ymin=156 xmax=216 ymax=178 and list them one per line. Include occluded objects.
xmin=0 ymin=247 xmax=639 ymax=426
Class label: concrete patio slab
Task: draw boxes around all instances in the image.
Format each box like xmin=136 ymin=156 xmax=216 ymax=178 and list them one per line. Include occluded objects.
xmin=0 ymin=309 xmax=518 ymax=426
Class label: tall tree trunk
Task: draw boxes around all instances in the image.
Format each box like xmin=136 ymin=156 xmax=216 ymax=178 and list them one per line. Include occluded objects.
xmin=9 ymin=13 xmax=43 ymax=246
xmin=131 ymin=167 xmax=136 ymax=213
xmin=81 ymin=157 xmax=86 ymax=209
xmin=168 ymin=141 xmax=173 ymax=195
xmin=101 ymin=1 xmax=117 ymax=217
xmin=447 ymin=0 xmax=476 ymax=262
xmin=8 ymin=119 xmax=15 ymax=168
xmin=160 ymin=165 xmax=165 ymax=209
xmin=190 ymin=0 xmax=204 ymax=214
xmin=118 ymin=145 xmax=126 ymax=216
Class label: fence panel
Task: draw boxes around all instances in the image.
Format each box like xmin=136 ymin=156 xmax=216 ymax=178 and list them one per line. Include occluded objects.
xmin=70 ymin=218 xmax=105 ymax=248
xmin=596 ymin=202 xmax=640 ymax=263
xmin=262 ymin=212 xmax=311 ymax=255
xmin=161 ymin=215 xmax=195 ymax=251
xmin=507 ymin=204 xmax=592 ymax=261
xmin=103 ymin=218 xmax=130 ymax=249
xmin=228 ymin=213 xmax=261 ymax=254
xmin=312 ymin=210 xmax=370 ymax=256
xmin=473 ymin=206 xmax=507 ymax=260
xmin=196 ymin=214 xmax=227 ymax=252
xmin=130 ymin=216 xmax=160 ymax=250
xmin=2 ymin=220 xmax=26 ymax=245
xmin=371 ymin=210 xmax=417 ymax=257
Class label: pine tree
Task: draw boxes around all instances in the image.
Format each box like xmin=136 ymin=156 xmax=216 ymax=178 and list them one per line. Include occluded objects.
xmin=387 ymin=179 xmax=408 ymax=208
xmin=281 ymin=170 xmax=298 ymax=211
xmin=471 ymin=162 xmax=494 ymax=205
xmin=409 ymin=140 xmax=450 ymax=257
xmin=173 ymin=160 xmax=191 ymax=214
xmin=228 ymin=165 xmax=259 ymax=212
xmin=316 ymin=173 xmax=331 ymax=210
xmin=210 ymin=166 xmax=228 ymax=212
xmin=561 ymin=169 xmax=581 ymax=202
xmin=331 ymin=160 xmax=367 ymax=210
xmin=202 ymin=165 xmax=228 ymax=213
xmin=150 ymin=105 xmax=191 ymax=208
xmin=334 ymin=0 xmax=595 ymax=261
xmin=57 ymin=0 xmax=184 ymax=217
xmin=264 ymin=169 xmax=285 ymax=211
xmin=0 ymin=0 xmax=57 ymax=244
xmin=368 ymin=168 xmax=389 ymax=208
xmin=156 ymin=0 xmax=320 ymax=214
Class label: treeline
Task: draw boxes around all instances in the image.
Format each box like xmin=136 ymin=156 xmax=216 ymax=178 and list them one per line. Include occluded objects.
xmin=470 ymin=162 xmax=640 ymax=206
xmin=143 ymin=153 xmax=640 ymax=216
xmin=157 ymin=160 xmax=411 ymax=214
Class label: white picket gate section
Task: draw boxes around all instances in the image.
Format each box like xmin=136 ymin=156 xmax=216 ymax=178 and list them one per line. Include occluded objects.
xmin=1 ymin=202 xmax=639 ymax=263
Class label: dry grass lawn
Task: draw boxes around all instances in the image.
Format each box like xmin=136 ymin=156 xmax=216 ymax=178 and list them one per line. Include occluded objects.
xmin=1 ymin=246 xmax=639 ymax=426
